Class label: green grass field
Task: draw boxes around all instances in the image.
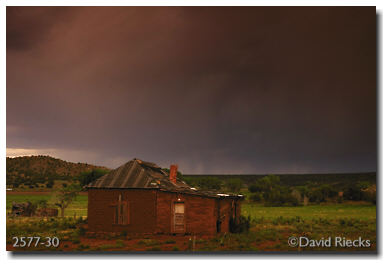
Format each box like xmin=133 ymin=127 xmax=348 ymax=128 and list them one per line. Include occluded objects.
xmin=6 ymin=193 xmax=88 ymax=217
xmin=242 ymin=203 xmax=376 ymax=221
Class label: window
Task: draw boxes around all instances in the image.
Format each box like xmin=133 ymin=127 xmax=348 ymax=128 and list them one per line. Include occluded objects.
xmin=114 ymin=194 xmax=129 ymax=225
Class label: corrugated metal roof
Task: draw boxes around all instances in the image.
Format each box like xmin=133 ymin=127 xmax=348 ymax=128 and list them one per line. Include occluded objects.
xmin=86 ymin=158 xmax=243 ymax=199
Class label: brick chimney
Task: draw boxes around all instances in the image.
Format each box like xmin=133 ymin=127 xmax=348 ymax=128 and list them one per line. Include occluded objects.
xmin=169 ymin=164 xmax=178 ymax=184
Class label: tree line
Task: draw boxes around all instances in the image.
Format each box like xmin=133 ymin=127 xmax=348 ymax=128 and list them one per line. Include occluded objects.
xmin=183 ymin=174 xmax=376 ymax=206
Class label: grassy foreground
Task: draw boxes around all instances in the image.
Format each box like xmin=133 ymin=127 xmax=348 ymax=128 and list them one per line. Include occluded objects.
xmin=6 ymin=193 xmax=376 ymax=251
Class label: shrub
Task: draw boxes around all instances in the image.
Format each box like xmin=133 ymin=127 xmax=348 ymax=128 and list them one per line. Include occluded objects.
xmin=99 ymin=244 xmax=117 ymax=250
xmin=116 ymin=239 xmax=125 ymax=247
xmin=46 ymin=179 xmax=54 ymax=188
xmin=137 ymin=239 xmax=159 ymax=246
xmin=197 ymin=177 xmax=222 ymax=190
xmin=79 ymin=169 xmax=110 ymax=187
xmin=225 ymin=178 xmax=243 ymax=193
xmin=78 ymin=227 xmax=87 ymax=236
xmin=229 ymin=215 xmax=250 ymax=233
xmin=147 ymin=246 xmax=161 ymax=251
xmin=172 ymin=246 xmax=180 ymax=251
xmin=250 ymin=193 xmax=263 ymax=202
xmin=77 ymin=244 xmax=90 ymax=250
xmin=308 ymin=189 xmax=325 ymax=203
xmin=343 ymin=185 xmax=363 ymax=201
xmin=272 ymin=216 xmax=286 ymax=225
xmin=37 ymin=199 xmax=48 ymax=209
xmin=249 ymin=184 xmax=261 ymax=193
xmin=362 ymin=190 xmax=376 ymax=204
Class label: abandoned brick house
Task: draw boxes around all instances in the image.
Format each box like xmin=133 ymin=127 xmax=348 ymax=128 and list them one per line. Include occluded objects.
xmin=86 ymin=158 xmax=243 ymax=235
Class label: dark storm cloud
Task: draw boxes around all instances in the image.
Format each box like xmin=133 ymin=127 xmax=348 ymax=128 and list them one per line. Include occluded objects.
xmin=6 ymin=7 xmax=376 ymax=173
xmin=7 ymin=7 xmax=75 ymax=51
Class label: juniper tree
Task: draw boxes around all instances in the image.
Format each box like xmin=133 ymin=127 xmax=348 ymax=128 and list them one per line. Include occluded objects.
xmin=54 ymin=183 xmax=81 ymax=218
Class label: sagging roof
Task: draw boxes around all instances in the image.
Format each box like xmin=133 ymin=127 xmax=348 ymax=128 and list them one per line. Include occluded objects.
xmin=86 ymin=158 xmax=243 ymax=199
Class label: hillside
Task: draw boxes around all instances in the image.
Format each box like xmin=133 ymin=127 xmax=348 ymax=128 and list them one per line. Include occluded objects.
xmin=6 ymin=155 xmax=110 ymax=188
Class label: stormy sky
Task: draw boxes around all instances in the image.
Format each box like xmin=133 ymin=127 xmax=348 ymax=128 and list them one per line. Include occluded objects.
xmin=6 ymin=6 xmax=376 ymax=174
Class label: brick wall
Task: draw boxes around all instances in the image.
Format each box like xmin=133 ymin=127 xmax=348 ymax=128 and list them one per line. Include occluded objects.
xmin=88 ymin=189 xmax=242 ymax=235
xmin=156 ymin=191 xmax=218 ymax=235
xmin=88 ymin=189 xmax=157 ymax=233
